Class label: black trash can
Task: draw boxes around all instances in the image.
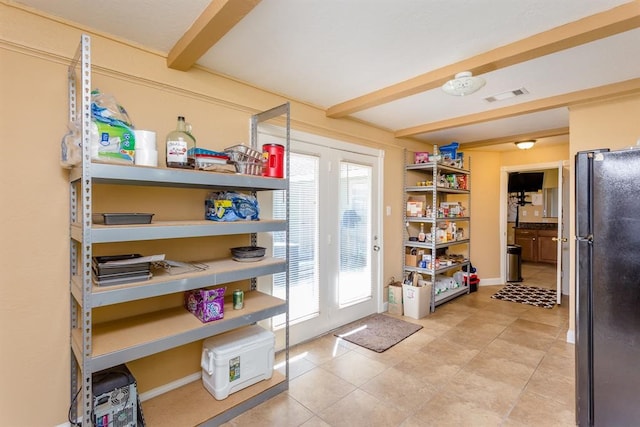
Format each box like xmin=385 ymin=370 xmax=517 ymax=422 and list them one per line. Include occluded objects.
xmin=507 ymin=245 xmax=522 ymax=282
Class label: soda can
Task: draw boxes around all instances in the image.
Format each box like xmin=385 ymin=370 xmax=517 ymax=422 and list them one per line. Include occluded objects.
xmin=233 ymin=289 xmax=244 ymax=310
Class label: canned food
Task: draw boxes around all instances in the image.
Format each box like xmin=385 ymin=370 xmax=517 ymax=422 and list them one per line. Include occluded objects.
xmin=233 ymin=289 xmax=244 ymax=310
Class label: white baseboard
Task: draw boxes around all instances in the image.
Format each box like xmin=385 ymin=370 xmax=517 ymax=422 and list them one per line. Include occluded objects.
xmin=139 ymin=372 xmax=201 ymax=402
xmin=478 ymin=277 xmax=502 ymax=286
xmin=566 ymin=329 xmax=575 ymax=344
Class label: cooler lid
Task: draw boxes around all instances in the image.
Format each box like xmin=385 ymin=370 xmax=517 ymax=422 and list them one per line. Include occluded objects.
xmin=203 ymin=324 xmax=274 ymax=353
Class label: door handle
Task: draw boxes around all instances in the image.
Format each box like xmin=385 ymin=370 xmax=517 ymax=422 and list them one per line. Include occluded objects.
xmin=373 ymin=245 xmax=380 ymax=251
xmin=552 ymin=237 xmax=568 ymax=242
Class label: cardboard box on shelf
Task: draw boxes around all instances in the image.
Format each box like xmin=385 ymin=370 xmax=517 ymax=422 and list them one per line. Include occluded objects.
xmin=388 ymin=281 xmax=403 ymax=315
xmin=406 ymin=196 xmax=427 ymax=217
xmin=405 ymin=248 xmax=418 ymax=267
xmin=402 ymin=282 xmax=432 ymax=319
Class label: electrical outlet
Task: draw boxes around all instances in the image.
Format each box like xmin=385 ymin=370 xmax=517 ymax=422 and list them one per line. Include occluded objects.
xmin=534 ymin=210 xmax=539 ymax=217
xmin=386 ymin=206 xmax=392 ymax=216
xmin=522 ymin=211 xmax=527 ymax=216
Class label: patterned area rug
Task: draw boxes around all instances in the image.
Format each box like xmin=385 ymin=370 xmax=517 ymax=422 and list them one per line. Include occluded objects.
xmin=332 ymin=313 xmax=423 ymax=353
xmin=491 ymin=283 xmax=557 ymax=309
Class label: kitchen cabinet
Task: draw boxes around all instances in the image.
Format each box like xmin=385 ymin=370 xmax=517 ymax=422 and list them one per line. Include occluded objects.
xmin=67 ymin=35 xmax=290 ymax=426
xmin=403 ymin=148 xmax=471 ymax=312
xmin=514 ymin=229 xmax=537 ymax=262
xmin=537 ymin=229 xmax=558 ymax=263
xmin=514 ymin=227 xmax=557 ymax=263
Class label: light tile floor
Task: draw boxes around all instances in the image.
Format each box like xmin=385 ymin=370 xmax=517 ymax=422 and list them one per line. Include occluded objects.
xmin=223 ymin=263 xmax=574 ymax=426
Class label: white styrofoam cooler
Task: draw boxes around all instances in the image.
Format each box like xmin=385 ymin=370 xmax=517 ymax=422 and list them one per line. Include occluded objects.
xmin=201 ymin=324 xmax=275 ymax=400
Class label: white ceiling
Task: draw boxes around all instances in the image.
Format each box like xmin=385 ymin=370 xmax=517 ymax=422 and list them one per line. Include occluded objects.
xmin=15 ymin=0 xmax=640 ymax=150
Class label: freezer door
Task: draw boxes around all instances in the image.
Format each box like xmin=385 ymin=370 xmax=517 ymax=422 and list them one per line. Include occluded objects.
xmin=591 ymin=149 xmax=640 ymax=425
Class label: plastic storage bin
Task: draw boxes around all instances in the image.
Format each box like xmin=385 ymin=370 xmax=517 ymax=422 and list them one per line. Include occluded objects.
xmin=201 ymin=325 xmax=275 ymax=400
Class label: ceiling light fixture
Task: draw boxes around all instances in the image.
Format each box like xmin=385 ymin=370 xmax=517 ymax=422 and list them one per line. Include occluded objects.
xmin=515 ymin=140 xmax=536 ymax=150
xmin=442 ymin=71 xmax=486 ymax=96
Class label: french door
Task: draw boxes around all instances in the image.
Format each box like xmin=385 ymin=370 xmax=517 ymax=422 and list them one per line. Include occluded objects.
xmin=261 ymin=133 xmax=381 ymax=346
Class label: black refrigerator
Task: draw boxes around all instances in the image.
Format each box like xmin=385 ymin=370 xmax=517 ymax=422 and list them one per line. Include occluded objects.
xmin=575 ymin=148 xmax=640 ymax=426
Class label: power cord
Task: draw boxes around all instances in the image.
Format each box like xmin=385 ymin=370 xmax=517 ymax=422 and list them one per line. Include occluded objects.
xmin=68 ymin=387 xmax=82 ymax=426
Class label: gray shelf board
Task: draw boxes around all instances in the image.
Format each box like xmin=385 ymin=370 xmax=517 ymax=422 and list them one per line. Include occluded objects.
xmin=434 ymin=285 xmax=470 ymax=306
xmin=435 ymin=263 xmax=470 ymax=274
xmin=435 ymin=239 xmax=470 ymax=249
xmin=404 ymin=239 xmax=470 ymax=249
xmin=404 ymin=262 xmax=469 ymax=276
xmin=403 ymin=265 xmax=435 ymax=275
xmin=405 ymin=217 xmax=436 ymax=223
xmin=406 ymin=163 xmax=470 ymax=174
xmin=76 ymin=220 xmax=287 ymax=243
xmin=88 ymin=295 xmax=287 ymax=372
xmin=199 ymin=381 xmax=289 ymax=427
xmin=405 ymin=186 xmax=469 ymax=194
xmin=436 ymin=216 xmax=470 ymax=223
xmin=91 ymin=257 xmax=287 ymax=307
xmin=405 ymin=186 xmax=436 ymax=192
xmin=71 ymin=163 xmax=287 ymax=191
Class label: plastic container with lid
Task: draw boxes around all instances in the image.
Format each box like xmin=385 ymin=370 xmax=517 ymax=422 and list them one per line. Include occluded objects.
xmin=201 ymin=325 xmax=275 ymax=400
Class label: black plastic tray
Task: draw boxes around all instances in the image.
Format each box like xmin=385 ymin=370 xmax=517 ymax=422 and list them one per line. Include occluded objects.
xmin=92 ymin=254 xmax=150 ymax=275
xmin=93 ymin=213 xmax=154 ymax=225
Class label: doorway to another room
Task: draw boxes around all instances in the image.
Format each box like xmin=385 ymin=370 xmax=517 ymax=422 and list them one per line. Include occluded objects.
xmin=500 ymin=161 xmax=569 ymax=303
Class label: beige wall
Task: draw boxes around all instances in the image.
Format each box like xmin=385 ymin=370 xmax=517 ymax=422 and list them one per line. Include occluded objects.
xmin=462 ymin=144 xmax=569 ymax=281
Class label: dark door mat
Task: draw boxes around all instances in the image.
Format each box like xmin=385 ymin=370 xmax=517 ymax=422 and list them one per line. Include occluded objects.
xmin=332 ymin=313 xmax=423 ymax=353
xmin=491 ymin=283 xmax=557 ymax=309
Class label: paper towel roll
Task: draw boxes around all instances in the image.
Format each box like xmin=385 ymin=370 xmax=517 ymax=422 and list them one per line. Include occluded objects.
xmin=135 ymin=150 xmax=158 ymax=167
xmin=134 ymin=130 xmax=157 ymax=151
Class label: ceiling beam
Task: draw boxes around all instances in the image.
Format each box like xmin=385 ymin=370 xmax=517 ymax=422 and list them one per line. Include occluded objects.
xmin=395 ymin=78 xmax=640 ymax=138
xmin=326 ymin=1 xmax=640 ymax=118
xmin=459 ymin=128 xmax=569 ymax=149
xmin=167 ymin=0 xmax=261 ymax=71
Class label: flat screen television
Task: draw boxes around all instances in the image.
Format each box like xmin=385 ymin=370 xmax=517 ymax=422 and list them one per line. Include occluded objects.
xmin=508 ymin=172 xmax=544 ymax=193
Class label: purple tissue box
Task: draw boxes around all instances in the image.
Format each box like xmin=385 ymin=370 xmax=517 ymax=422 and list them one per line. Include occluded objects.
xmin=185 ymin=287 xmax=226 ymax=323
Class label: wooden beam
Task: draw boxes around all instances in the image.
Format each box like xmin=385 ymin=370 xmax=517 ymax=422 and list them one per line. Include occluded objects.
xmin=459 ymin=128 xmax=569 ymax=149
xmin=395 ymin=78 xmax=640 ymax=138
xmin=327 ymin=2 xmax=640 ymax=118
xmin=167 ymin=0 xmax=261 ymax=71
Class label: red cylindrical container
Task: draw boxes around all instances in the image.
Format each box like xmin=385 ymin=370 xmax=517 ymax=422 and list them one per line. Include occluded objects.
xmin=262 ymin=143 xmax=284 ymax=178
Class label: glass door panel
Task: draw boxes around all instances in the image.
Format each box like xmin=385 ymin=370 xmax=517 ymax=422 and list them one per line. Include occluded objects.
xmin=338 ymin=162 xmax=372 ymax=307
xmin=272 ymin=153 xmax=320 ymax=328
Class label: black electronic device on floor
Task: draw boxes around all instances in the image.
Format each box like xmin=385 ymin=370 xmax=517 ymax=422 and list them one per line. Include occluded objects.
xmin=92 ymin=364 xmax=145 ymax=427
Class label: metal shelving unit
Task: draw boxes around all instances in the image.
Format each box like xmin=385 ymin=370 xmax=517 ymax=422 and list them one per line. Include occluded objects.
xmin=403 ymin=148 xmax=471 ymax=312
xmin=67 ymin=34 xmax=290 ymax=426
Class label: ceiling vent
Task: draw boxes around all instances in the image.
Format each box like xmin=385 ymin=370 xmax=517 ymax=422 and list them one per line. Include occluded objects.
xmin=484 ymin=88 xmax=529 ymax=103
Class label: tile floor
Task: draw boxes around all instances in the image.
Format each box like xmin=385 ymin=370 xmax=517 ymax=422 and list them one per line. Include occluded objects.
xmin=223 ymin=262 xmax=574 ymax=426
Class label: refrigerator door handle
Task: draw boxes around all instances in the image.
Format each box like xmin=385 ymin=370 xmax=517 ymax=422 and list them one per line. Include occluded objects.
xmin=575 ymin=235 xmax=593 ymax=243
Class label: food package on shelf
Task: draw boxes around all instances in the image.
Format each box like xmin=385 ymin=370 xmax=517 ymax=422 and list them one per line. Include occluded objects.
xmin=434 ymin=274 xmax=459 ymax=295
xmin=205 ymin=191 xmax=260 ymax=222
xmin=185 ymin=287 xmax=226 ymax=323
xmin=90 ymin=90 xmax=136 ymax=164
